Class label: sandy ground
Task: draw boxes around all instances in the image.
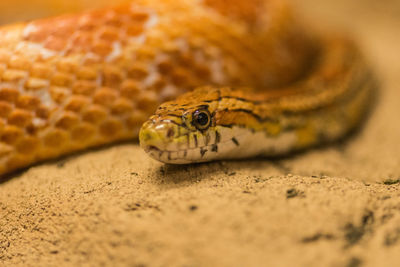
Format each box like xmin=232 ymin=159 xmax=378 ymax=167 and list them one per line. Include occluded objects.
xmin=1 ymin=0 xmax=400 ymax=266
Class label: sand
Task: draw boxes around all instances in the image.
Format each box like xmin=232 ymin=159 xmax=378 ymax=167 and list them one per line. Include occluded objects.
xmin=1 ymin=0 xmax=400 ymax=266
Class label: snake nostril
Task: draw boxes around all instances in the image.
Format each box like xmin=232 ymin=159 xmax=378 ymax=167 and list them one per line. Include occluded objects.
xmin=166 ymin=128 xmax=175 ymax=138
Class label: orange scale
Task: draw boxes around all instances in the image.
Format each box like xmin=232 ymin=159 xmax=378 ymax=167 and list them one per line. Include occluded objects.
xmin=23 ymin=23 xmax=53 ymax=43
xmin=150 ymin=78 xmax=167 ymax=93
xmin=16 ymin=136 xmax=40 ymax=154
xmin=82 ymin=105 xmax=108 ymax=124
xmin=0 ymin=50 xmax=11 ymax=64
xmin=65 ymin=47 xmax=86 ymax=57
xmin=127 ymin=64 xmax=149 ymax=80
xmin=57 ymin=59 xmax=79 ymax=73
xmin=0 ymin=64 xmax=5 ymax=77
xmin=0 ymin=101 xmax=12 ymax=118
xmin=26 ymin=123 xmax=39 ymax=136
xmin=43 ymin=129 xmax=68 ymax=148
xmin=111 ymin=98 xmax=134 ymax=115
xmin=91 ymin=41 xmax=113 ymax=57
xmin=31 ymin=63 xmax=54 ymax=79
xmin=177 ymin=53 xmax=195 ymax=66
xmin=99 ymin=119 xmax=123 ymax=138
xmin=8 ymin=109 xmax=33 ymax=128
xmin=82 ymin=54 xmax=102 ymax=65
xmin=49 ymin=86 xmax=70 ymax=104
xmin=98 ymin=27 xmax=120 ymax=42
xmin=70 ymin=123 xmax=96 ymax=143
xmin=51 ymin=18 xmax=78 ymax=38
xmin=71 ymin=32 xmax=94 ymax=48
xmin=71 ymin=80 xmax=97 ymax=96
xmin=51 ymin=72 xmax=74 ymax=87
xmin=105 ymin=18 xmax=123 ymax=28
xmin=55 ymin=112 xmax=80 ymax=130
xmin=120 ymin=80 xmax=141 ymax=100
xmin=2 ymin=70 xmax=27 ymax=83
xmin=36 ymin=105 xmax=52 ymax=120
xmin=126 ymin=24 xmax=144 ymax=37
xmin=134 ymin=47 xmax=156 ymax=61
xmin=0 ymin=151 xmax=12 ymax=171
xmin=113 ymin=6 xmax=137 ymax=18
xmin=76 ymin=67 xmax=98 ymax=81
xmin=16 ymin=95 xmax=41 ymax=111
xmin=158 ymin=41 xmax=180 ymax=54
xmin=171 ymin=68 xmax=190 ymax=87
xmin=157 ymin=60 xmax=174 ymax=75
xmin=5 ymin=155 xmax=30 ymax=173
xmin=65 ymin=96 xmax=90 ymax=112
xmin=0 ymin=88 xmax=19 ymax=103
xmin=78 ymin=15 xmax=101 ymax=32
xmin=8 ymin=57 xmax=31 ymax=71
xmin=125 ymin=111 xmax=147 ymax=130
xmin=102 ymin=66 xmax=124 ymax=87
xmin=93 ymin=87 xmax=118 ymax=107
xmin=44 ymin=35 xmax=68 ymax=52
xmin=130 ymin=12 xmax=150 ymax=23
xmin=136 ymin=91 xmax=159 ymax=113
xmin=195 ymin=65 xmax=212 ymax=80
xmin=1 ymin=125 xmax=24 ymax=145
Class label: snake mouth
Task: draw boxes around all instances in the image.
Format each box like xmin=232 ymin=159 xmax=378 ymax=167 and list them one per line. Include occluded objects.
xmin=144 ymin=145 xmax=162 ymax=153
xmin=143 ymin=144 xmax=193 ymax=164
xmin=143 ymin=142 xmax=214 ymax=164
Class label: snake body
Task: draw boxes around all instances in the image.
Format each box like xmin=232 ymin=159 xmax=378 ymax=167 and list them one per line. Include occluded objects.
xmin=139 ymin=40 xmax=374 ymax=163
xmin=0 ymin=0 xmax=374 ymax=175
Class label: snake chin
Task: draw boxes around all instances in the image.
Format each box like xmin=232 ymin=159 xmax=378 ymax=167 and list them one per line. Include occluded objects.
xmin=143 ymin=145 xmax=205 ymax=164
xmin=142 ymin=140 xmax=233 ymax=164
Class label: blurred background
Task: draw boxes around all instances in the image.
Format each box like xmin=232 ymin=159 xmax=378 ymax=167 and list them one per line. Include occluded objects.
xmin=0 ymin=0 xmax=399 ymax=26
xmin=0 ymin=0 xmax=127 ymax=24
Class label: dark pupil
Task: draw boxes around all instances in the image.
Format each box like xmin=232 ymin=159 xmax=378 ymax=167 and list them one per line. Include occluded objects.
xmin=196 ymin=112 xmax=209 ymax=126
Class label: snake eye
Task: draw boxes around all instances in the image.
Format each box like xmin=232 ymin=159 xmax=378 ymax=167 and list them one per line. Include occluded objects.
xmin=192 ymin=109 xmax=211 ymax=130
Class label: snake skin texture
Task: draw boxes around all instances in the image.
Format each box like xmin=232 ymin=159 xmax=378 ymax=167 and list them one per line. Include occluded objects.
xmin=0 ymin=0 xmax=362 ymax=175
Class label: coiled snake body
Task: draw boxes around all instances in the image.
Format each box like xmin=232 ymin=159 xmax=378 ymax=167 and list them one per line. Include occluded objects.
xmin=0 ymin=0 xmax=375 ymax=174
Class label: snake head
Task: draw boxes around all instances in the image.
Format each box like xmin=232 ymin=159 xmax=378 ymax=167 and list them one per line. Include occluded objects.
xmin=140 ymin=87 xmax=220 ymax=163
xmin=139 ymin=86 xmax=261 ymax=163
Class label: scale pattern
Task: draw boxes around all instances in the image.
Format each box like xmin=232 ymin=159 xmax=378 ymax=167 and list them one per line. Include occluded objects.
xmin=0 ymin=0 xmax=339 ymax=175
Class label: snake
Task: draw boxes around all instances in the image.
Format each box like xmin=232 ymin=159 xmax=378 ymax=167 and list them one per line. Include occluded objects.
xmin=0 ymin=0 xmax=375 ymax=175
